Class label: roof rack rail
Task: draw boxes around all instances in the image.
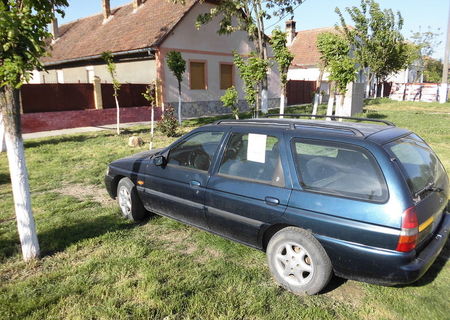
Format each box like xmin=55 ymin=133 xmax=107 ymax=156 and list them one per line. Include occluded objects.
xmin=214 ymin=119 xmax=291 ymax=127
xmin=264 ymin=114 xmax=395 ymax=126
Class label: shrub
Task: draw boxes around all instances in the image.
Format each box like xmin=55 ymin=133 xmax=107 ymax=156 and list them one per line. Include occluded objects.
xmin=157 ymin=105 xmax=179 ymax=137
xmin=220 ymin=86 xmax=240 ymax=119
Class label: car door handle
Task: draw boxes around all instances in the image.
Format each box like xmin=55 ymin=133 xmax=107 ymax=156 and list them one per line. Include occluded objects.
xmin=265 ymin=197 xmax=280 ymax=206
xmin=190 ymin=180 xmax=201 ymax=188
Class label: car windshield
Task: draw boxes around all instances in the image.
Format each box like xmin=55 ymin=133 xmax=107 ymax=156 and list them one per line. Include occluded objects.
xmin=385 ymin=134 xmax=447 ymax=195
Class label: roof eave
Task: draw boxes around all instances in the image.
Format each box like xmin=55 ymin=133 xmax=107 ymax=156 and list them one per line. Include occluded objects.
xmin=43 ymin=47 xmax=156 ymax=68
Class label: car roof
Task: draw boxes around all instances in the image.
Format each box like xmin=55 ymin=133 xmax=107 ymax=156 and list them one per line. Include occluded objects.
xmin=211 ymin=117 xmax=411 ymax=144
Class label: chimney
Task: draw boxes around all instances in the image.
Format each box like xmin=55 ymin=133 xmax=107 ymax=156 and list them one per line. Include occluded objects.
xmin=51 ymin=16 xmax=59 ymax=40
xmin=286 ymin=19 xmax=296 ymax=46
xmin=133 ymin=0 xmax=143 ymax=10
xmin=102 ymin=0 xmax=111 ymax=21
xmin=51 ymin=7 xmax=58 ymax=41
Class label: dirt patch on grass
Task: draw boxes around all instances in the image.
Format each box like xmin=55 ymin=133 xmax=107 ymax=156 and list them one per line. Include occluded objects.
xmin=325 ymin=280 xmax=366 ymax=308
xmin=151 ymin=225 xmax=223 ymax=261
xmin=55 ymin=184 xmax=114 ymax=206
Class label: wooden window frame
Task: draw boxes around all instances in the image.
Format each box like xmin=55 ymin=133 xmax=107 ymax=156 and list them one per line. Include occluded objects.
xmin=189 ymin=60 xmax=208 ymax=90
xmin=219 ymin=62 xmax=235 ymax=90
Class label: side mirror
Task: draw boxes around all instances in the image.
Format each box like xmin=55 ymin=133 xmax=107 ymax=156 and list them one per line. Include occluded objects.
xmin=153 ymin=155 xmax=166 ymax=167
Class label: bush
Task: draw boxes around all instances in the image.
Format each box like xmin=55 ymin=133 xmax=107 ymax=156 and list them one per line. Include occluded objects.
xmin=157 ymin=105 xmax=179 ymax=137
xmin=220 ymin=86 xmax=239 ymax=119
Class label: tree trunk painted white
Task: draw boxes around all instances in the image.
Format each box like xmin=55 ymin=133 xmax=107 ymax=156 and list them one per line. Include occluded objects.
xmin=177 ymin=92 xmax=182 ymax=125
xmin=261 ymin=87 xmax=268 ymax=114
xmin=114 ymin=95 xmax=120 ymax=135
xmin=279 ymin=85 xmax=286 ymax=119
xmin=0 ymin=113 xmax=6 ymax=152
xmin=439 ymin=83 xmax=448 ymax=103
xmin=0 ymin=87 xmax=40 ymax=261
xmin=326 ymin=84 xmax=335 ymax=121
xmin=365 ymin=82 xmax=371 ymax=99
xmin=149 ymin=106 xmax=154 ymax=150
xmin=381 ymin=82 xmax=385 ymax=98
xmin=312 ymin=94 xmax=320 ymax=116
xmin=312 ymin=68 xmax=324 ymax=118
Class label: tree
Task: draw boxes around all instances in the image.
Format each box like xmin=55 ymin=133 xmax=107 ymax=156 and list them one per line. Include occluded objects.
xmin=317 ymin=32 xmax=357 ymax=116
xmin=102 ymin=52 xmax=121 ymax=135
xmin=0 ymin=0 xmax=68 ymax=261
xmin=411 ymin=26 xmax=442 ymax=81
xmin=336 ymin=0 xmax=410 ymax=97
xmin=220 ymin=86 xmax=240 ymax=119
xmin=142 ymin=81 xmax=158 ymax=149
xmin=233 ymin=51 xmax=269 ymax=118
xmin=270 ymin=28 xmax=294 ymax=118
xmin=166 ymin=51 xmax=186 ymax=124
xmin=170 ymin=0 xmax=305 ymax=113
xmin=423 ymin=58 xmax=443 ymax=83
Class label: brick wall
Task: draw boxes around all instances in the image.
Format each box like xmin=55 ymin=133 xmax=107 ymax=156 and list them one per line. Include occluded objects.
xmin=21 ymin=106 xmax=162 ymax=134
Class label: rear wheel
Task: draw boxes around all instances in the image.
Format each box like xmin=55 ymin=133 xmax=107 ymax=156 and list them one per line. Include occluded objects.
xmin=267 ymin=227 xmax=332 ymax=295
xmin=117 ymin=177 xmax=149 ymax=222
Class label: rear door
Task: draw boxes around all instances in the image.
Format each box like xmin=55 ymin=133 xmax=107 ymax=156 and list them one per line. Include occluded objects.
xmin=385 ymin=134 xmax=450 ymax=245
xmin=205 ymin=128 xmax=292 ymax=248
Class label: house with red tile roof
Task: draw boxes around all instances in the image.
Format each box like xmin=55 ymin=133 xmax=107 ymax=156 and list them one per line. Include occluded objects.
xmin=285 ymin=21 xmax=419 ymax=98
xmin=31 ymin=0 xmax=281 ymax=117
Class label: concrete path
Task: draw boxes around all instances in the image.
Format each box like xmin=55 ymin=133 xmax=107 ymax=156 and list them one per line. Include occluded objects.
xmin=23 ymin=121 xmax=152 ymax=140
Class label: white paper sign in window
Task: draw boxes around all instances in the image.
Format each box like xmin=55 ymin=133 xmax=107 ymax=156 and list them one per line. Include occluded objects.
xmin=247 ymin=134 xmax=267 ymax=163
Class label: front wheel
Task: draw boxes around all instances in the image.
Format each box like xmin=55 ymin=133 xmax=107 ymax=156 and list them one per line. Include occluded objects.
xmin=117 ymin=177 xmax=149 ymax=222
xmin=267 ymin=227 xmax=332 ymax=295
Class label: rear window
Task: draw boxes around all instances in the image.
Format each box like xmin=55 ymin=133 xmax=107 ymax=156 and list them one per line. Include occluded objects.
xmin=292 ymin=140 xmax=388 ymax=202
xmin=385 ymin=134 xmax=447 ymax=195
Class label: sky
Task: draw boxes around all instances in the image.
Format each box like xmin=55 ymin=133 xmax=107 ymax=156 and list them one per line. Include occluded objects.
xmin=58 ymin=0 xmax=449 ymax=59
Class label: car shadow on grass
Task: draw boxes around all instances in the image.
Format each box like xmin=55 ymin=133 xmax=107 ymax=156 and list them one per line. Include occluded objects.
xmin=321 ymin=276 xmax=348 ymax=294
xmin=0 ymin=213 xmax=143 ymax=261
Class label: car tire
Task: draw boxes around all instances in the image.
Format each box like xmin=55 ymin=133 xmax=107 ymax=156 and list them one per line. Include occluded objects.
xmin=267 ymin=227 xmax=332 ymax=295
xmin=117 ymin=177 xmax=148 ymax=222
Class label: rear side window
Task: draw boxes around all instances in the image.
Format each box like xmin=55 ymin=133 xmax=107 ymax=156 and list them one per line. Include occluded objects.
xmin=292 ymin=140 xmax=388 ymax=201
xmin=218 ymin=133 xmax=284 ymax=186
xmin=385 ymin=134 xmax=447 ymax=195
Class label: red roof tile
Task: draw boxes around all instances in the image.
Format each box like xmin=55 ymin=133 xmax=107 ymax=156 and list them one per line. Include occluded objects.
xmin=289 ymin=26 xmax=339 ymax=68
xmin=42 ymin=0 xmax=197 ymax=65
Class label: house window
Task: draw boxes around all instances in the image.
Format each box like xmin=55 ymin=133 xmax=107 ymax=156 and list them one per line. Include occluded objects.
xmin=190 ymin=61 xmax=206 ymax=90
xmin=220 ymin=63 xmax=234 ymax=90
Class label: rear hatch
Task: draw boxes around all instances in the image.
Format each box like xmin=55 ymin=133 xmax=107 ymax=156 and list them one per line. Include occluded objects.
xmin=385 ymin=134 xmax=449 ymax=248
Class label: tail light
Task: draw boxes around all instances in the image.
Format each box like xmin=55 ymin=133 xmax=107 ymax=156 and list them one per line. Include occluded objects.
xmin=396 ymin=206 xmax=419 ymax=252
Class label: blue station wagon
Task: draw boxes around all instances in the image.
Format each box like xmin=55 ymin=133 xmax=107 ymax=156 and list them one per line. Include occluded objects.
xmin=105 ymin=115 xmax=450 ymax=295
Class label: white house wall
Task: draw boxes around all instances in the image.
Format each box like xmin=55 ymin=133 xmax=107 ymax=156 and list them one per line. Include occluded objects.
xmin=288 ymin=67 xmax=330 ymax=82
xmin=32 ymin=60 xmax=156 ymax=84
xmin=160 ymin=2 xmax=280 ymax=117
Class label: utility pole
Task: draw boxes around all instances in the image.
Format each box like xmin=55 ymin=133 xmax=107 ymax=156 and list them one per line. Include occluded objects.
xmin=440 ymin=0 xmax=450 ymax=103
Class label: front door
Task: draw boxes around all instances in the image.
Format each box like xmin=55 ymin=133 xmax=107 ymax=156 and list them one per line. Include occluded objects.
xmin=205 ymin=129 xmax=292 ymax=248
xmin=141 ymin=130 xmax=225 ymax=229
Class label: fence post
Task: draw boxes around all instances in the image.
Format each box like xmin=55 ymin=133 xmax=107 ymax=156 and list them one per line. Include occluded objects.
xmin=93 ymin=76 xmax=103 ymax=109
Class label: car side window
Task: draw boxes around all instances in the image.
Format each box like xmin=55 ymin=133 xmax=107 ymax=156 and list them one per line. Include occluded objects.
xmin=292 ymin=140 xmax=388 ymax=201
xmin=218 ymin=132 xmax=284 ymax=186
xmin=168 ymin=131 xmax=224 ymax=171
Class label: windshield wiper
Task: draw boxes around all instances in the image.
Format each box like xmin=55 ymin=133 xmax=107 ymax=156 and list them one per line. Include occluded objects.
xmin=414 ymin=182 xmax=443 ymax=199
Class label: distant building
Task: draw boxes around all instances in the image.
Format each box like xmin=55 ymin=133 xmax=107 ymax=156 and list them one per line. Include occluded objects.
xmin=32 ymin=0 xmax=280 ymax=117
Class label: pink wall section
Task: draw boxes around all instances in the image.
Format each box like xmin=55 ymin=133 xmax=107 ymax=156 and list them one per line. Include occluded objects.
xmin=21 ymin=107 xmax=161 ymax=134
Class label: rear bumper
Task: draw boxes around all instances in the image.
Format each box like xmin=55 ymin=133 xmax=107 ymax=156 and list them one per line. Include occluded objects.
xmin=397 ymin=211 xmax=450 ymax=283
xmin=319 ymin=211 xmax=450 ymax=285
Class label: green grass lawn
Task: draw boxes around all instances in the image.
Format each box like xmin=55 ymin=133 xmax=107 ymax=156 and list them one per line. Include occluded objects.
xmin=0 ymin=100 xmax=449 ymax=319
